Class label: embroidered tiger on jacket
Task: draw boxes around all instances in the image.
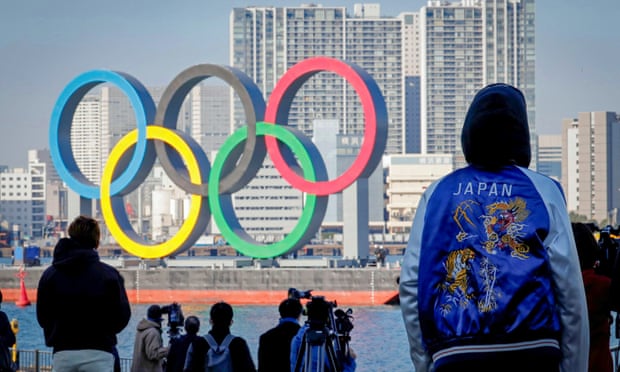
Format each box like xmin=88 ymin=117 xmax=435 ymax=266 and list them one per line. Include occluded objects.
xmin=439 ymin=248 xmax=476 ymax=307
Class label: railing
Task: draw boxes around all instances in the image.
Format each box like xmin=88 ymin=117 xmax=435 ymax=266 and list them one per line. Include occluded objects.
xmin=11 ymin=349 xmax=132 ymax=372
xmin=613 ymin=344 xmax=620 ymax=372
xmin=11 ymin=345 xmax=620 ymax=371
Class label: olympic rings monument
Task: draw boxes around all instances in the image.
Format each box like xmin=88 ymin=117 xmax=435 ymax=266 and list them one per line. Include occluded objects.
xmin=49 ymin=57 xmax=388 ymax=261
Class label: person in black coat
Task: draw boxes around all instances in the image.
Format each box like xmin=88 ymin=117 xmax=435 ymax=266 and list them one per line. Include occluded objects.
xmin=258 ymin=298 xmax=303 ymax=372
xmin=36 ymin=215 xmax=131 ymax=371
xmin=0 ymin=290 xmax=16 ymax=371
xmin=184 ymin=302 xmax=256 ymax=372
xmin=166 ymin=316 xmax=201 ymax=372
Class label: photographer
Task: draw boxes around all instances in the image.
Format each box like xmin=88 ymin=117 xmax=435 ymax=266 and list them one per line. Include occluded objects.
xmin=131 ymin=305 xmax=169 ymax=372
xmin=290 ymin=297 xmax=356 ymax=372
xmin=258 ymin=298 xmax=303 ymax=372
xmin=166 ymin=316 xmax=200 ymax=372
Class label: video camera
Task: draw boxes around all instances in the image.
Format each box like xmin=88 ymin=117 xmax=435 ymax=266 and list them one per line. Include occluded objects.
xmin=289 ymin=288 xmax=354 ymax=372
xmin=161 ymin=302 xmax=184 ymax=341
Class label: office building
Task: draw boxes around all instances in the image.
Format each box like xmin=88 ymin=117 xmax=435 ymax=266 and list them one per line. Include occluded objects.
xmin=420 ymin=0 xmax=535 ymax=166
xmin=0 ymin=153 xmax=47 ymax=239
xmin=562 ymin=112 xmax=620 ymax=224
xmin=537 ymin=134 xmax=561 ymax=181
xmin=385 ymin=154 xmax=454 ymax=235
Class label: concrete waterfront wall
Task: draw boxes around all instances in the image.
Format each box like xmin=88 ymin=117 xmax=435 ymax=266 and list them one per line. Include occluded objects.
xmin=0 ymin=267 xmax=402 ymax=306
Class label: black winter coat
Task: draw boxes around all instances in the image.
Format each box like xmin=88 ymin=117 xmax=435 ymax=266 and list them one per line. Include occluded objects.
xmin=36 ymin=238 xmax=131 ymax=353
xmin=258 ymin=320 xmax=300 ymax=372
xmin=166 ymin=333 xmax=201 ymax=372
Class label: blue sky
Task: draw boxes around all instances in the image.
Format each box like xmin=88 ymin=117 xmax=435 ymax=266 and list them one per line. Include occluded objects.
xmin=1 ymin=0 xmax=618 ymax=168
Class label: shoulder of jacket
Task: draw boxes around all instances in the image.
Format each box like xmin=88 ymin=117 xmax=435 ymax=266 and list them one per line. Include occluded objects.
xmin=40 ymin=266 xmax=57 ymax=278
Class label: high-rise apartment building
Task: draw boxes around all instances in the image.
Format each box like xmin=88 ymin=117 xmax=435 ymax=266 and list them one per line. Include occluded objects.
xmin=71 ymin=95 xmax=102 ymax=184
xmin=420 ymin=0 xmax=535 ymax=165
xmin=230 ymin=5 xmax=401 ymax=249
xmin=230 ymin=4 xmax=404 ymax=154
xmin=190 ymin=85 xmax=231 ymax=154
xmin=562 ymin=112 xmax=620 ymax=224
xmin=400 ymin=12 xmax=423 ymax=154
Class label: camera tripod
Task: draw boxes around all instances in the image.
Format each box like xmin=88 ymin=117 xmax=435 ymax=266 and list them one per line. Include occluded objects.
xmin=293 ymin=325 xmax=342 ymax=372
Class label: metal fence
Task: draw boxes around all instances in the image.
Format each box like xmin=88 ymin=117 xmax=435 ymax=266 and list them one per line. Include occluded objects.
xmin=11 ymin=346 xmax=620 ymax=372
xmin=11 ymin=349 xmax=132 ymax=372
xmin=613 ymin=344 xmax=620 ymax=372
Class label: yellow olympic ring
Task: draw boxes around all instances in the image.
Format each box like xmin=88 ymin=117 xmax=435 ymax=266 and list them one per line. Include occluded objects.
xmin=100 ymin=126 xmax=206 ymax=258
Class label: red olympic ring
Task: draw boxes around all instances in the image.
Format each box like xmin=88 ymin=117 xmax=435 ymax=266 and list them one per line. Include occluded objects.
xmin=265 ymin=57 xmax=387 ymax=196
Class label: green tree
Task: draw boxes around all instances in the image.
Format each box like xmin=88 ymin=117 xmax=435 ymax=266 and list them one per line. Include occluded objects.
xmin=568 ymin=211 xmax=588 ymax=223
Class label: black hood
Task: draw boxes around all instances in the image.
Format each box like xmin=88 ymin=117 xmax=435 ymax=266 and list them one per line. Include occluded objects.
xmin=52 ymin=237 xmax=99 ymax=268
xmin=461 ymin=83 xmax=531 ymax=168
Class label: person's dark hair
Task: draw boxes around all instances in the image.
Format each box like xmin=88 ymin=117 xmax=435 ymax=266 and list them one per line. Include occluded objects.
xmin=0 ymin=289 xmax=3 ymax=304
xmin=67 ymin=215 xmax=101 ymax=249
xmin=210 ymin=302 xmax=233 ymax=327
xmin=147 ymin=305 xmax=163 ymax=322
xmin=572 ymin=222 xmax=600 ymax=270
xmin=184 ymin=316 xmax=200 ymax=335
xmin=279 ymin=298 xmax=303 ymax=319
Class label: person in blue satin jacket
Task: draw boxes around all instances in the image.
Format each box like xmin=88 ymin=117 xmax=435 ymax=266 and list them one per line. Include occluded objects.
xmin=399 ymin=83 xmax=589 ymax=372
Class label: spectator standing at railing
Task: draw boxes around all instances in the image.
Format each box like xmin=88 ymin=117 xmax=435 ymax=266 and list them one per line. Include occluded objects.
xmin=166 ymin=316 xmax=201 ymax=372
xmin=36 ymin=215 xmax=131 ymax=372
xmin=0 ymin=290 xmax=16 ymax=371
xmin=132 ymin=305 xmax=169 ymax=372
xmin=258 ymin=298 xmax=303 ymax=372
xmin=572 ymin=222 xmax=613 ymax=372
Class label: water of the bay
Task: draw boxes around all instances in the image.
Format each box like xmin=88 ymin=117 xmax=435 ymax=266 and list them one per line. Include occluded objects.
xmin=2 ymin=302 xmax=413 ymax=371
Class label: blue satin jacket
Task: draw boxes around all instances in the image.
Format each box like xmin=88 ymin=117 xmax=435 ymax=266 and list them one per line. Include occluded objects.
xmin=400 ymin=165 xmax=589 ymax=372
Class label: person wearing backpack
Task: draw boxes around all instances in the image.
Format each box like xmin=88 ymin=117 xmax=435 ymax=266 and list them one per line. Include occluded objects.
xmin=183 ymin=302 xmax=256 ymax=372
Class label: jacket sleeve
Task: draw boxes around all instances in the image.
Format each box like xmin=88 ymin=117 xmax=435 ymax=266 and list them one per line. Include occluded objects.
xmin=257 ymin=334 xmax=267 ymax=372
xmin=35 ymin=270 xmax=53 ymax=346
xmin=108 ymin=270 xmax=131 ymax=334
xmin=399 ymin=187 xmax=434 ymax=372
xmin=144 ymin=328 xmax=169 ymax=361
xmin=183 ymin=342 xmax=197 ymax=372
xmin=0 ymin=312 xmax=15 ymax=349
xmin=290 ymin=326 xmax=305 ymax=372
xmin=184 ymin=337 xmax=206 ymax=372
xmin=231 ymin=337 xmax=256 ymax=372
xmin=542 ymin=184 xmax=589 ymax=372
